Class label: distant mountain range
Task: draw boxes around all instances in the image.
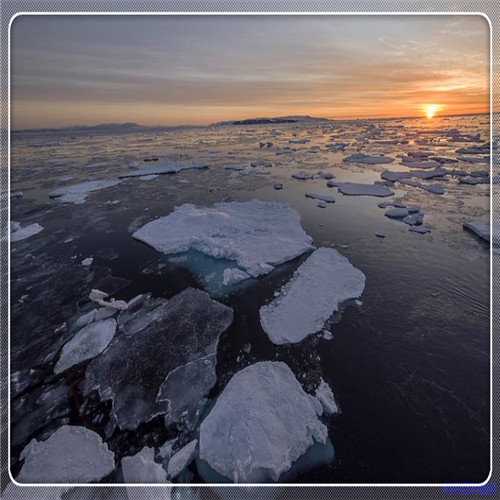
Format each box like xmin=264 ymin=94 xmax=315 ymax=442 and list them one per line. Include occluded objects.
xmin=212 ymin=115 xmax=331 ymax=126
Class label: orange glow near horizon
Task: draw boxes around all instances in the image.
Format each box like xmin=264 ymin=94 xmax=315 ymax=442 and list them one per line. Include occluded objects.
xmin=423 ymin=104 xmax=441 ymax=120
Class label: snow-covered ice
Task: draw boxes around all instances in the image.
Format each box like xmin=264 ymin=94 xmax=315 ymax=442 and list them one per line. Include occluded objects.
xmin=260 ymin=248 xmax=365 ymax=345
xmin=54 ymin=318 xmax=117 ymax=374
xmin=121 ymin=447 xmax=169 ymax=483
xmin=10 ymin=222 xmax=44 ymax=242
xmin=133 ymin=200 xmax=314 ymax=282
xmin=315 ymin=379 xmax=339 ymax=415
xmin=17 ymin=425 xmax=115 ymax=483
xmin=199 ymin=361 xmax=328 ymax=483
xmin=167 ymin=440 xmax=198 ymax=479
xmin=49 ymin=180 xmax=122 ymax=204
xmin=463 ymin=220 xmax=490 ymax=242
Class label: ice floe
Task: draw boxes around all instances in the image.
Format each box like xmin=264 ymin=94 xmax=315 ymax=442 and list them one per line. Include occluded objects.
xmin=83 ymin=288 xmax=233 ymax=430
xmin=167 ymin=440 xmax=198 ymax=479
xmin=121 ymin=447 xmax=169 ymax=483
xmin=17 ymin=425 xmax=115 ymax=483
xmin=315 ymin=379 xmax=339 ymax=415
xmin=49 ymin=180 xmax=121 ymax=204
xmin=198 ymin=361 xmax=328 ymax=483
xmin=133 ymin=200 xmax=314 ymax=282
xmin=54 ymin=318 xmax=117 ymax=374
xmin=260 ymin=248 xmax=365 ymax=345
xmin=305 ymin=192 xmax=336 ymax=203
xmin=343 ymin=153 xmax=394 ymax=164
xmin=10 ymin=222 xmax=44 ymax=242
xmin=89 ymin=289 xmax=128 ymax=310
xmin=463 ymin=220 xmax=490 ymax=242
xmin=333 ymin=182 xmax=394 ymax=197
xmin=119 ymin=161 xmax=207 ymax=178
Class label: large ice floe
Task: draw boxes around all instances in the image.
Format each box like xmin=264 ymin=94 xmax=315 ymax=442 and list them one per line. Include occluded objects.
xmin=133 ymin=200 xmax=314 ymax=286
xmin=17 ymin=425 xmax=115 ymax=483
xmin=49 ymin=180 xmax=122 ymax=204
xmin=119 ymin=161 xmax=207 ymax=178
xmin=198 ymin=361 xmax=328 ymax=483
xmin=83 ymin=288 xmax=233 ymax=431
xmin=260 ymin=248 xmax=365 ymax=345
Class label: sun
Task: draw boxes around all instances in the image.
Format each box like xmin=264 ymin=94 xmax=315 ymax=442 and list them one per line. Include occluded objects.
xmin=423 ymin=104 xmax=440 ymax=119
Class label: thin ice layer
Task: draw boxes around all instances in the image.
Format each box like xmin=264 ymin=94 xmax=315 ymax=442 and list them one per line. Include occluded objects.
xmin=198 ymin=361 xmax=327 ymax=483
xmin=132 ymin=200 xmax=314 ymax=279
xmin=260 ymin=248 xmax=365 ymax=345
xmin=49 ymin=180 xmax=122 ymax=204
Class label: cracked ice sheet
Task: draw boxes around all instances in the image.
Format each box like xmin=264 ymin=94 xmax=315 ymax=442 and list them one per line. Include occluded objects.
xmin=49 ymin=180 xmax=122 ymax=204
xmin=260 ymin=248 xmax=365 ymax=345
xmin=17 ymin=425 xmax=115 ymax=483
xmin=133 ymin=200 xmax=314 ymax=285
xmin=198 ymin=361 xmax=327 ymax=483
xmin=83 ymin=288 xmax=233 ymax=431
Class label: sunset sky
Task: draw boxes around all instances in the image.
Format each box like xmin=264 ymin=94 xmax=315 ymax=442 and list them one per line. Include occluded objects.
xmin=10 ymin=15 xmax=490 ymax=130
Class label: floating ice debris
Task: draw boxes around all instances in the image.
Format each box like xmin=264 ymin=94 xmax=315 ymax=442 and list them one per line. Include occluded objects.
xmin=289 ymin=138 xmax=310 ymax=144
xmin=199 ymin=361 xmax=327 ymax=483
xmin=385 ymin=208 xmax=409 ymax=218
xmin=326 ymin=180 xmax=335 ymax=188
xmin=29 ymin=140 xmax=61 ymax=147
xmin=139 ymin=174 xmax=159 ymax=181
xmin=274 ymin=183 xmax=283 ymax=190
xmin=292 ymin=172 xmax=315 ymax=180
xmin=305 ymin=192 xmax=336 ymax=203
xmin=49 ymin=180 xmax=122 ymax=204
xmin=260 ymin=248 xmax=365 ymax=345
xmin=121 ymin=447 xmax=169 ymax=483
xmin=119 ymin=161 xmax=208 ymax=178
xmin=167 ymin=440 xmax=198 ymax=479
xmin=463 ymin=220 xmax=490 ymax=242
xmin=334 ymin=182 xmax=394 ymax=197
xmin=10 ymin=222 xmax=44 ymax=242
xmin=401 ymin=158 xmax=441 ymax=169
xmin=420 ymin=183 xmax=445 ymax=195
xmin=456 ymin=145 xmax=490 ymax=155
xmin=239 ymin=168 xmax=271 ymax=176
xmin=133 ymin=200 xmax=313 ymax=282
xmin=375 ymin=232 xmax=386 ymax=238
xmin=459 ymin=176 xmax=490 ymax=185
xmin=315 ymin=379 xmax=339 ymax=415
xmin=224 ymin=164 xmax=246 ymax=171
xmin=402 ymin=214 xmax=424 ymax=226
xmin=243 ymin=343 xmax=252 ymax=354
xmin=89 ymin=289 xmax=128 ymax=311
xmin=318 ymin=172 xmax=334 ymax=180
xmin=251 ymin=160 xmax=272 ymax=168
xmin=81 ymin=257 xmax=93 ymax=267
xmin=381 ymin=168 xmax=446 ymax=182
xmin=54 ymin=318 xmax=117 ymax=374
xmin=17 ymin=425 xmax=115 ymax=483
xmin=317 ymin=202 xmax=327 ymax=209
xmin=378 ymin=201 xmax=406 ymax=209
xmin=457 ymin=155 xmax=490 ymax=164
xmin=223 ymin=267 xmax=251 ymax=286
xmin=409 ymin=225 xmax=431 ymax=234
xmin=83 ymin=289 xmax=233 ymax=430
xmin=343 ymin=153 xmax=394 ymax=164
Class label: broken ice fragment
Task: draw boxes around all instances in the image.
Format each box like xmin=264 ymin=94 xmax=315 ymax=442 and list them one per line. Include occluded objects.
xmin=10 ymin=222 xmax=44 ymax=242
xmin=315 ymin=379 xmax=339 ymax=415
xmin=334 ymin=182 xmax=394 ymax=197
xmin=260 ymin=248 xmax=365 ymax=345
xmin=119 ymin=161 xmax=208 ymax=178
xmin=305 ymin=192 xmax=336 ymax=203
xmin=89 ymin=289 xmax=128 ymax=310
xmin=463 ymin=220 xmax=490 ymax=242
xmin=343 ymin=153 xmax=394 ymax=164
xmin=121 ymin=447 xmax=169 ymax=483
xmin=49 ymin=180 xmax=121 ymax=204
xmin=167 ymin=440 xmax=198 ymax=479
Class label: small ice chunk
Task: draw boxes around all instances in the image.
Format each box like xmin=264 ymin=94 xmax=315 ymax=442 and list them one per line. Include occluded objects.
xmin=409 ymin=225 xmax=431 ymax=234
xmin=10 ymin=222 xmax=44 ymax=242
xmin=375 ymin=232 xmax=386 ymax=238
xmin=315 ymin=378 xmax=339 ymax=415
xmin=305 ymin=193 xmax=336 ymax=203
xmin=121 ymin=447 xmax=169 ymax=483
xmin=260 ymin=248 xmax=365 ymax=345
xmin=343 ymin=153 xmax=394 ymax=164
xmin=317 ymin=201 xmax=327 ymax=208
xmin=385 ymin=208 xmax=409 ymax=219
xmin=167 ymin=440 xmax=198 ymax=479
xmin=119 ymin=161 xmax=208 ymax=178
xmin=81 ymin=257 xmax=93 ymax=266
xmin=54 ymin=318 xmax=117 ymax=374
xmin=463 ymin=220 xmax=490 ymax=242
xmin=274 ymin=183 xmax=283 ymax=190
xmin=139 ymin=174 xmax=159 ymax=181
xmin=199 ymin=361 xmax=327 ymax=483
xmin=17 ymin=425 xmax=115 ymax=483
xmin=292 ymin=172 xmax=315 ymax=180
xmin=89 ymin=288 xmax=128 ymax=310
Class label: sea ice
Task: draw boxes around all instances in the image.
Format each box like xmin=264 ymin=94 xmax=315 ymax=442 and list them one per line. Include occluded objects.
xmin=81 ymin=257 xmax=93 ymax=266
xmin=133 ymin=200 xmax=314 ymax=282
xmin=83 ymin=288 xmax=233 ymax=430
xmin=260 ymin=248 xmax=365 ymax=345
xmin=385 ymin=208 xmax=409 ymax=218
xmin=89 ymin=289 xmax=128 ymax=310
xmin=305 ymin=192 xmax=336 ymax=203
xmin=17 ymin=425 xmax=115 ymax=483
xmin=292 ymin=173 xmax=315 ymax=180
xmin=409 ymin=226 xmax=431 ymax=234
xmin=121 ymin=447 xmax=169 ymax=483
xmin=54 ymin=318 xmax=117 ymax=374
xmin=223 ymin=267 xmax=251 ymax=286
xmin=49 ymin=180 xmax=122 ymax=204
xmin=198 ymin=361 xmax=327 ymax=483
xmin=119 ymin=161 xmax=207 ymax=178
xmin=343 ymin=153 xmax=394 ymax=164
xmin=167 ymin=440 xmax=198 ymax=479
xmin=315 ymin=379 xmax=339 ymax=415
xmin=333 ymin=182 xmax=394 ymax=197
xmin=463 ymin=220 xmax=490 ymax=242
xmin=10 ymin=222 xmax=44 ymax=242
